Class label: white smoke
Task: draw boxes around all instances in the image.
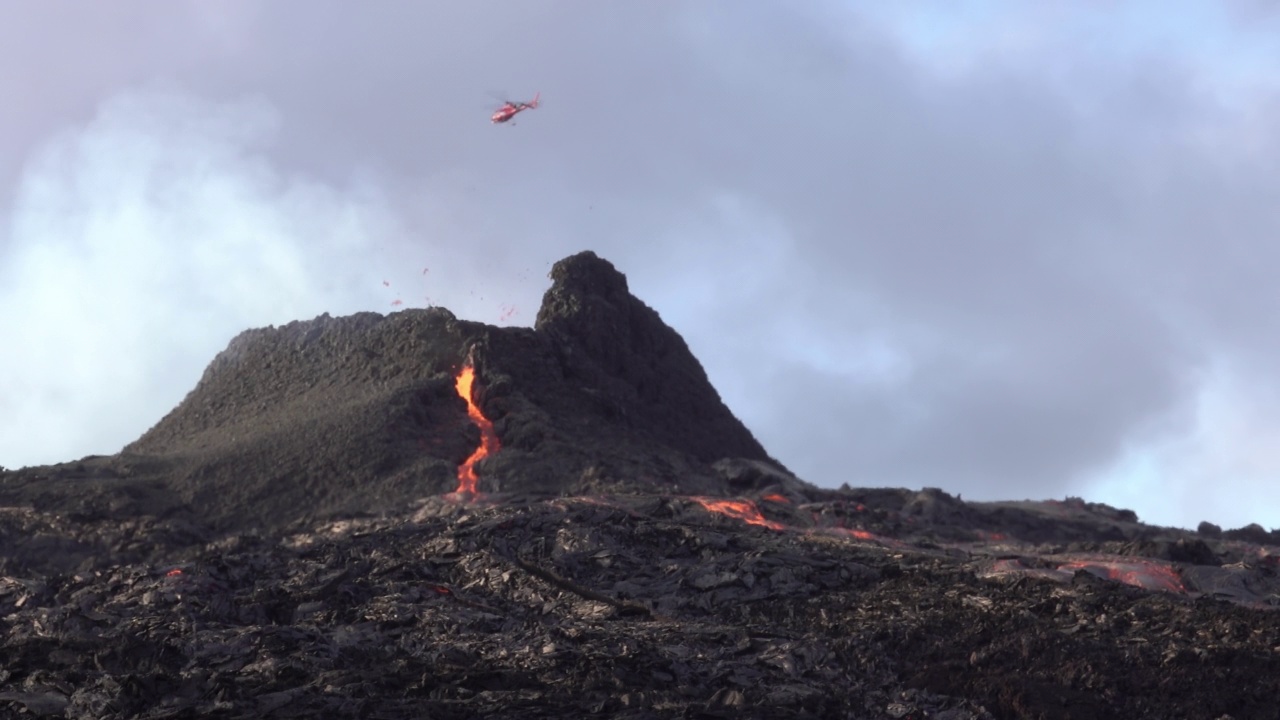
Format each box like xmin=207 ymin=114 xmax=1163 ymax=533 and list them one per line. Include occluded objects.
xmin=0 ymin=88 xmax=407 ymax=468
xmin=1085 ymin=357 xmax=1280 ymax=531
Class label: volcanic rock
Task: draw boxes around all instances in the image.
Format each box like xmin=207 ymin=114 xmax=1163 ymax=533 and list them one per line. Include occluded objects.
xmin=5 ymin=251 xmax=788 ymax=537
xmin=1198 ymin=520 xmax=1224 ymax=538
xmin=533 ymin=251 xmax=771 ymax=464
xmin=3 ymin=251 xmax=1280 ymax=719
xmin=1225 ymin=522 xmax=1279 ymax=545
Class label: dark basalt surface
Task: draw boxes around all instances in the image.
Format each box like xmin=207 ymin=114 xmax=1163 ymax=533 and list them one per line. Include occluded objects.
xmin=2 ymin=251 xmax=1278 ymax=719
xmin=3 ymin=251 xmax=780 ymax=535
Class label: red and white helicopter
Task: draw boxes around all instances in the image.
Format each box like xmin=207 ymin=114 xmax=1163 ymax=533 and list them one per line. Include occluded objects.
xmin=490 ymin=91 xmax=540 ymax=124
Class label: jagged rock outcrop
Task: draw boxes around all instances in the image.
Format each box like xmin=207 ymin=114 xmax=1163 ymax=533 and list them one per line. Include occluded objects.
xmin=533 ymin=251 xmax=773 ymax=464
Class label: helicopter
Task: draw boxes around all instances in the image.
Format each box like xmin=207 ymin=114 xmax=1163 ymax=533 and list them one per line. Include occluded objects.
xmin=490 ymin=92 xmax=540 ymax=124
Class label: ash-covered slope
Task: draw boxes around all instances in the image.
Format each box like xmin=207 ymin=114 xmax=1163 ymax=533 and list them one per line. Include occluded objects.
xmin=8 ymin=251 xmax=787 ymax=535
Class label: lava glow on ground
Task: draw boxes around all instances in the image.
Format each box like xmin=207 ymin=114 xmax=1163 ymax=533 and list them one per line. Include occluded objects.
xmin=691 ymin=497 xmax=787 ymax=531
xmin=443 ymin=363 xmax=1195 ymax=601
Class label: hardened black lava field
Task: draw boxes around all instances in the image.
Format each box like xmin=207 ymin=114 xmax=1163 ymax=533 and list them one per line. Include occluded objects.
xmin=3 ymin=252 xmax=1278 ymax=719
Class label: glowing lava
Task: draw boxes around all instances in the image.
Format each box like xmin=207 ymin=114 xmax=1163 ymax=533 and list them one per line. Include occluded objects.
xmin=692 ymin=497 xmax=786 ymax=531
xmin=983 ymin=557 xmax=1187 ymax=594
xmin=826 ymin=527 xmax=877 ymax=541
xmin=454 ymin=361 xmax=500 ymax=495
xmin=1057 ymin=559 xmax=1186 ymax=594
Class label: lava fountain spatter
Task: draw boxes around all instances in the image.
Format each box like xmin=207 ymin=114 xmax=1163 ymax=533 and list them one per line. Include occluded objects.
xmin=454 ymin=361 xmax=500 ymax=495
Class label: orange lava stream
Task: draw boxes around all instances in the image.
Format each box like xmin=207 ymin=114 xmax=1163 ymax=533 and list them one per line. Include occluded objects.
xmin=826 ymin=527 xmax=877 ymax=541
xmin=1057 ymin=560 xmax=1186 ymax=594
xmin=454 ymin=363 xmax=500 ymax=495
xmin=692 ymin=497 xmax=786 ymax=531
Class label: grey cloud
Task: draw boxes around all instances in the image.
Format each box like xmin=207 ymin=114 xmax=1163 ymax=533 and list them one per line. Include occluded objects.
xmin=3 ymin=1 xmax=1279 ymax=530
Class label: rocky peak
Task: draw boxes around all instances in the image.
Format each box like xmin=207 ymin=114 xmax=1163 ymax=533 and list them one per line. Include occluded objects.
xmin=49 ymin=251 xmax=796 ymax=534
xmin=534 ymin=251 xmax=776 ymax=465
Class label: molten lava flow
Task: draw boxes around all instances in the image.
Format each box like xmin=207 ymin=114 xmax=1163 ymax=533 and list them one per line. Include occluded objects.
xmin=827 ymin=527 xmax=877 ymax=541
xmin=454 ymin=362 xmax=500 ymax=495
xmin=1057 ymin=559 xmax=1186 ymax=594
xmin=983 ymin=557 xmax=1188 ymax=594
xmin=692 ymin=497 xmax=786 ymax=531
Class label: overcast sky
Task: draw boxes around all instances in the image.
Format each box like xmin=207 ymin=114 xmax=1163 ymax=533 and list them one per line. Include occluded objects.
xmin=3 ymin=1 xmax=1279 ymax=532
